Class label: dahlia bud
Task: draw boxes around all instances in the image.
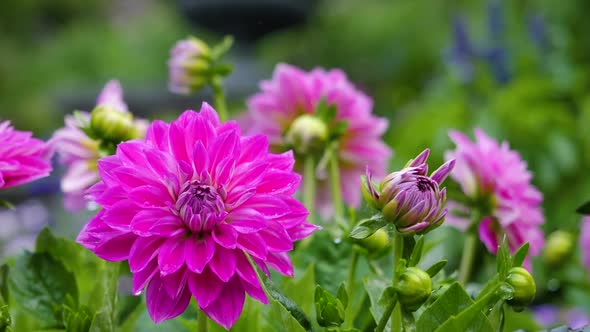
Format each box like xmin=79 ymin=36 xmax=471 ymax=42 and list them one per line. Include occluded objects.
xmin=89 ymin=105 xmax=136 ymax=143
xmin=543 ymin=231 xmax=573 ymax=266
xmin=506 ymin=267 xmax=536 ymax=312
xmin=354 ymin=228 xmax=390 ymax=256
xmin=285 ymin=114 xmax=328 ymax=155
xmin=168 ymin=37 xmax=212 ymax=94
xmin=396 ymin=267 xmax=432 ymax=311
xmin=363 ymin=149 xmax=455 ymax=235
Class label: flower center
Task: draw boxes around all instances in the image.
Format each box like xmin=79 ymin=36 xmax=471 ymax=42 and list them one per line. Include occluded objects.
xmin=176 ymin=181 xmax=227 ymax=234
xmin=416 ymin=177 xmax=436 ymax=192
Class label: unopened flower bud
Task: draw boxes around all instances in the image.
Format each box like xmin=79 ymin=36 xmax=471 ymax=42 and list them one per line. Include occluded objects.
xmin=543 ymin=231 xmax=573 ymax=266
xmin=506 ymin=267 xmax=536 ymax=312
xmin=355 ymin=228 xmax=390 ymax=256
xmin=168 ymin=37 xmax=212 ymax=94
xmin=363 ymin=149 xmax=455 ymax=235
xmin=90 ymin=105 xmax=135 ymax=143
xmin=285 ymin=114 xmax=328 ymax=155
xmin=396 ymin=267 xmax=432 ymax=311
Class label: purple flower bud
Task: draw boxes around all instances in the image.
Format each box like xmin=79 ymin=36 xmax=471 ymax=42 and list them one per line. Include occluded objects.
xmin=363 ymin=149 xmax=455 ymax=235
xmin=168 ymin=37 xmax=212 ymax=95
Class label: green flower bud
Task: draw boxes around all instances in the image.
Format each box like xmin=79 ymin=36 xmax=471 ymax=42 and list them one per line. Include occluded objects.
xmin=315 ymin=286 xmax=345 ymax=327
xmin=285 ymin=114 xmax=328 ymax=155
xmin=169 ymin=37 xmax=213 ymax=94
xmin=506 ymin=267 xmax=536 ymax=312
xmin=396 ymin=267 xmax=432 ymax=311
xmin=89 ymin=105 xmax=136 ymax=143
xmin=355 ymin=228 xmax=390 ymax=256
xmin=543 ymin=231 xmax=573 ymax=266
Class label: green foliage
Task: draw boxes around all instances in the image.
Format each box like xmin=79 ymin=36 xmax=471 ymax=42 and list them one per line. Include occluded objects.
xmin=349 ymin=215 xmax=387 ymax=240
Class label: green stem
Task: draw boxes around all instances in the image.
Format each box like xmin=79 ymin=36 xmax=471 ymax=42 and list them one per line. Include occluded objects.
xmin=329 ymin=143 xmax=344 ymax=224
xmin=197 ymin=308 xmax=208 ymax=332
xmin=459 ymin=233 xmax=478 ymax=285
xmin=375 ymin=293 xmax=399 ymax=332
xmin=344 ymin=250 xmax=360 ymax=328
xmin=211 ymin=78 xmax=228 ymax=122
xmin=303 ymin=156 xmax=316 ymax=222
xmin=391 ymin=232 xmax=404 ymax=332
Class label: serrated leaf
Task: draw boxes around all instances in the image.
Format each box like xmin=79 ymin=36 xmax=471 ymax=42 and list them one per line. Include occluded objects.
xmin=8 ymin=252 xmax=78 ymax=328
xmin=336 ymin=283 xmax=348 ymax=309
xmin=576 ymin=200 xmax=590 ymax=215
xmin=511 ymin=243 xmax=529 ymax=268
xmin=349 ymin=215 xmax=387 ymax=239
xmin=416 ymin=282 xmax=477 ymax=332
xmin=263 ymin=277 xmax=313 ymax=331
xmin=315 ymin=285 xmax=345 ymax=328
xmin=409 ymin=236 xmax=424 ymax=267
xmin=496 ymin=236 xmax=510 ymax=280
xmin=281 ymin=264 xmax=317 ymax=325
xmin=425 ymin=260 xmax=447 ymax=277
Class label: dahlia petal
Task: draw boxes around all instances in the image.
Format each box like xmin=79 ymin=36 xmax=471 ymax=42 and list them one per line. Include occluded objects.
xmin=188 ymin=267 xmax=224 ymax=308
xmin=128 ymin=185 xmax=173 ymax=208
xmin=431 ymin=159 xmax=455 ymax=184
xmin=228 ymin=208 xmax=267 ymax=234
xmin=286 ymin=222 xmax=321 ymax=242
xmin=209 ymin=130 xmax=240 ymax=172
xmin=169 ymin=122 xmax=191 ymax=164
xmin=243 ymin=194 xmax=290 ymax=218
xmin=209 ymin=247 xmax=237 ymax=282
xmin=256 ymin=170 xmax=301 ymax=195
xmin=212 ymin=223 xmax=238 ymax=249
xmin=192 ymin=141 xmax=210 ymax=177
xmin=130 ymin=209 xmax=184 ymax=237
xmin=132 ymin=259 xmax=159 ymax=295
xmin=266 ymin=150 xmax=295 ymax=172
xmin=94 ymin=232 xmax=136 ymax=261
xmin=259 ymin=222 xmax=293 ymax=251
xmin=185 ymin=235 xmax=216 ymax=274
xmin=237 ymin=233 xmax=268 ymax=260
xmin=202 ymin=277 xmax=245 ymax=330
xmin=162 ymin=268 xmax=189 ymax=298
xmin=237 ymin=135 xmax=269 ymax=165
xmin=158 ymin=236 xmax=187 ymax=276
xmin=478 ymin=217 xmax=499 ymax=253
xmin=146 ymin=274 xmax=192 ymax=323
xmin=102 ymin=200 xmax=139 ymax=231
xmin=241 ymin=279 xmax=268 ymax=304
xmin=145 ymin=120 xmax=170 ymax=151
xmin=129 ymin=236 xmax=165 ymax=273
xmin=235 ymin=251 xmax=259 ymax=286
xmin=199 ymin=102 xmax=221 ymax=127
xmin=266 ymin=252 xmax=294 ymax=277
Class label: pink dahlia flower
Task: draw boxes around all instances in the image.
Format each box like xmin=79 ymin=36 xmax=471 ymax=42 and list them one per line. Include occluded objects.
xmin=445 ymin=128 xmax=544 ymax=260
xmin=246 ymin=64 xmax=392 ymax=218
xmin=0 ymin=121 xmax=53 ymax=189
xmin=52 ymin=80 xmax=145 ymax=211
xmin=77 ymin=103 xmax=319 ymax=329
xmin=581 ymin=217 xmax=590 ymax=271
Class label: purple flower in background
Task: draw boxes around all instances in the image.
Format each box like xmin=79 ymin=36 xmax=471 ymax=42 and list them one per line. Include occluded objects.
xmin=168 ymin=37 xmax=211 ymax=94
xmin=363 ymin=149 xmax=454 ymax=235
xmin=445 ymin=128 xmax=544 ymax=263
xmin=246 ymin=64 xmax=391 ymax=218
xmin=52 ymin=80 xmax=146 ymax=211
xmin=532 ymin=305 xmax=560 ymax=328
xmin=77 ymin=103 xmax=318 ymax=329
xmin=0 ymin=121 xmax=53 ymax=189
xmin=533 ymin=305 xmax=590 ymax=329
xmin=566 ymin=308 xmax=590 ymax=329
xmin=580 ymin=217 xmax=590 ymax=271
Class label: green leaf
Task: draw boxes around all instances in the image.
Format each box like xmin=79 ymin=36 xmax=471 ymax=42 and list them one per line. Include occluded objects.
xmin=0 ymin=304 xmax=11 ymax=332
xmin=8 ymin=252 xmax=79 ymax=328
xmin=262 ymin=297 xmax=306 ymax=332
xmin=87 ymin=261 xmax=119 ymax=332
xmin=511 ymin=243 xmax=529 ymax=268
xmin=349 ymin=215 xmax=387 ymax=239
xmin=62 ymin=305 xmax=92 ymax=332
xmin=409 ymin=236 xmax=424 ymax=267
xmin=263 ymin=276 xmax=313 ymax=331
xmin=496 ymin=236 xmax=510 ymax=280
xmin=576 ymin=200 xmax=590 ymax=215
xmin=336 ymin=283 xmax=349 ymax=309
xmin=363 ymin=277 xmax=391 ymax=332
xmin=486 ymin=301 xmax=505 ymax=332
xmin=416 ymin=282 xmax=477 ymax=332
xmin=425 ymin=260 xmax=447 ymax=278
xmin=314 ymin=285 xmax=345 ymax=328
xmin=116 ymin=294 xmax=142 ymax=326
xmin=211 ymin=35 xmax=234 ymax=59
xmin=0 ymin=265 xmax=8 ymax=304
xmin=0 ymin=200 xmax=14 ymax=210
xmin=281 ymin=264 xmax=317 ymax=325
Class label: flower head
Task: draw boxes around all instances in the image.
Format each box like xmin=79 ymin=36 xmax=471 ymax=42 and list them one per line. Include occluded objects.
xmin=168 ymin=37 xmax=211 ymax=95
xmin=52 ymin=80 xmax=146 ymax=211
xmin=445 ymin=128 xmax=544 ymax=261
xmin=0 ymin=121 xmax=53 ymax=189
xmin=363 ymin=149 xmax=454 ymax=235
xmin=77 ymin=103 xmax=318 ymax=329
xmin=246 ymin=64 xmax=392 ymax=218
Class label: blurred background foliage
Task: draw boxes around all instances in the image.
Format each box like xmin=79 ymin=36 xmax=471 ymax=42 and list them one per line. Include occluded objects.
xmin=1 ymin=0 xmax=590 ymax=329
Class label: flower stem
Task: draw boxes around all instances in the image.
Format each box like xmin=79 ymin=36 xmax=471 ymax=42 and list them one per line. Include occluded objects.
xmin=329 ymin=143 xmax=344 ymax=224
xmin=211 ymin=78 xmax=228 ymax=122
xmin=197 ymin=308 xmax=208 ymax=332
xmin=375 ymin=292 xmax=399 ymax=332
xmin=459 ymin=232 xmax=478 ymax=285
xmin=391 ymin=231 xmax=404 ymax=331
xmin=344 ymin=249 xmax=360 ymax=328
xmin=303 ymin=156 xmax=316 ymax=221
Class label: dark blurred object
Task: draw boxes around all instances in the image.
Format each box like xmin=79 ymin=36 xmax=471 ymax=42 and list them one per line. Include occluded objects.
xmin=178 ymin=0 xmax=314 ymax=41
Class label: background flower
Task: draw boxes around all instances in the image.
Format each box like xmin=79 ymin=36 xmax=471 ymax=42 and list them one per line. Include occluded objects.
xmin=77 ymin=103 xmax=318 ymax=329
xmin=246 ymin=63 xmax=392 ymax=218
xmin=0 ymin=121 xmax=53 ymax=189
xmin=445 ymin=128 xmax=544 ymax=259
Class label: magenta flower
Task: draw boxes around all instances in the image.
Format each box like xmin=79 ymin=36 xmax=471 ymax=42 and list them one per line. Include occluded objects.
xmin=445 ymin=128 xmax=545 ymax=260
xmin=580 ymin=217 xmax=590 ymax=271
xmin=246 ymin=64 xmax=392 ymax=217
xmin=0 ymin=121 xmax=53 ymax=189
xmin=52 ymin=80 xmax=146 ymax=211
xmin=77 ymin=103 xmax=318 ymax=329
xmin=168 ymin=38 xmax=211 ymax=95
xmin=363 ymin=149 xmax=454 ymax=234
